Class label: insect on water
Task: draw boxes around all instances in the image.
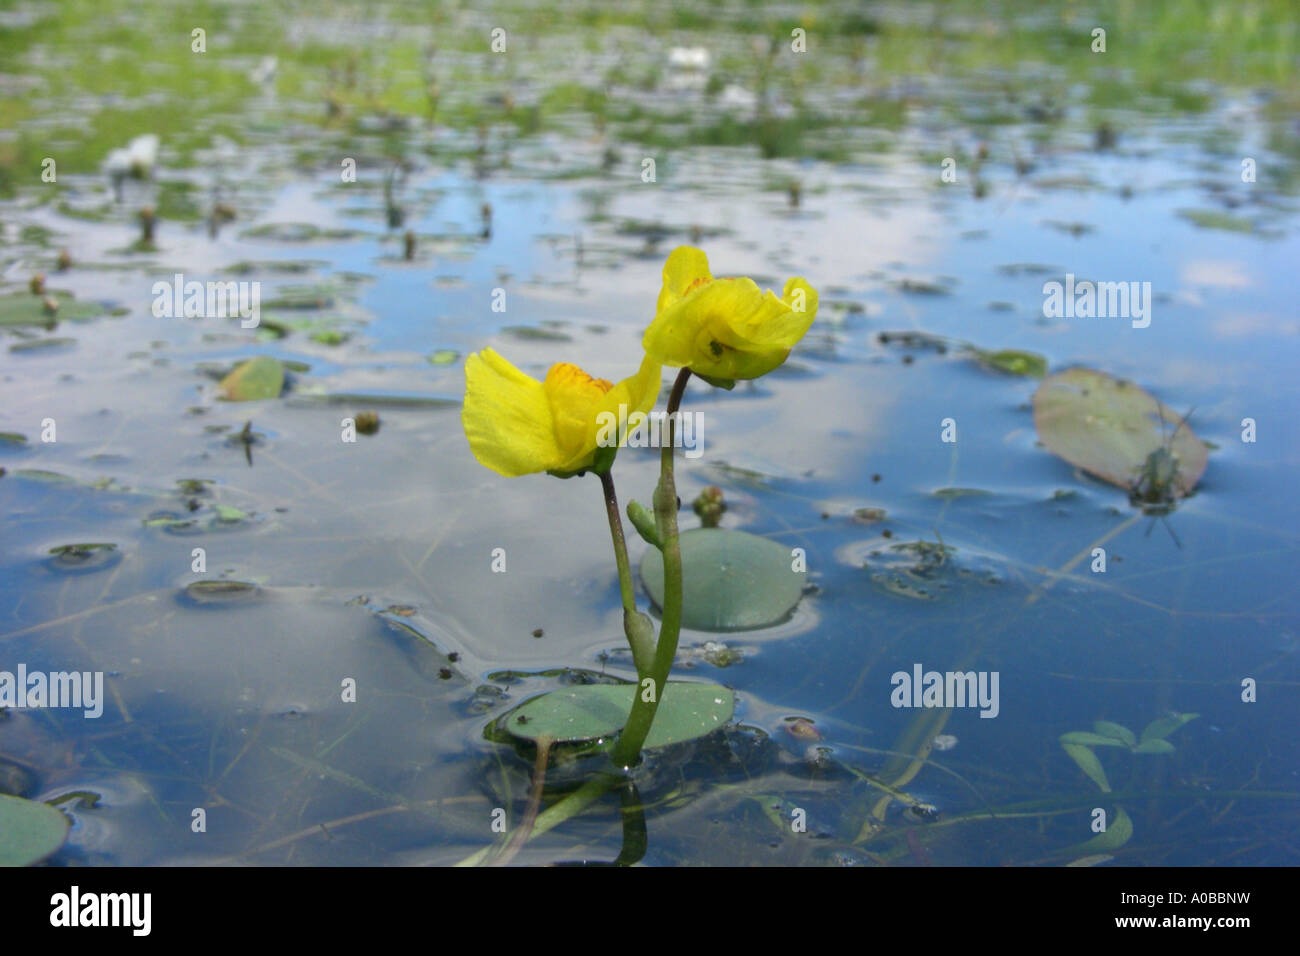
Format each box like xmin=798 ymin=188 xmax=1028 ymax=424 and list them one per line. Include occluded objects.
xmin=1128 ymin=404 xmax=1196 ymax=547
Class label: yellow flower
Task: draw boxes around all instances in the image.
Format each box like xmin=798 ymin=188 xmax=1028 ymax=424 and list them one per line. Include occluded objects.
xmin=642 ymin=246 xmax=818 ymax=381
xmin=462 ymin=349 xmax=662 ymax=477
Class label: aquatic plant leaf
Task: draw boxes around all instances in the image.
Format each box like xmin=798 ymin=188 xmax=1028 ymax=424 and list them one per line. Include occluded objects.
xmin=1061 ymin=742 xmax=1111 ymax=792
xmin=1067 ymin=807 xmax=1133 ymax=854
xmin=504 ymin=682 xmax=734 ymax=747
xmin=969 ymin=347 xmax=1047 ymax=378
xmin=0 ymin=794 xmax=69 ymax=866
xmin=1060 ymin=731 xmax=1127 ymax=748
xmin=218 ymin=356 xmax=284 ymax=401
xmin=1131 ymin=739 xmax=1175 ymax=755
xmin=1032 ymin=368 xmax=1207 ymax=495
xmin=1139 ymin=712 xmax=1198 ymax=743
xmin=0 ymin=292 xmax=106 ymax=327
xmin=9 ymin=336 xmax=75 ymax=352
xmin=1092 ymin=721 xmax=1136 ymax=746
xmin=640 ymin=528 xmax=806 ymax=631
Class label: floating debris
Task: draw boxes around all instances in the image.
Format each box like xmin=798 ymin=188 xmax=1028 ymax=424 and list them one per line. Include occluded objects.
xmin=354 ymin=410 xmax=380 ymax=435
xmin=785 ymin=717 xmax=822 ymax=741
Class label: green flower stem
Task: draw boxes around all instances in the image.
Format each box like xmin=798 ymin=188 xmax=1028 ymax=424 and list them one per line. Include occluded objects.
xmin=611 ymin=368 xmax=692 ymax=768
xmin=599 ymin=470 xmax=637 ymax=619
xmin=600 ymin=470 xmax=655 ymax=677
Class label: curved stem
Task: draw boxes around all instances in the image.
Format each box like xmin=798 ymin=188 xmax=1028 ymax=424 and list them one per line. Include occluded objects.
xmin=490 ymin=734 xmax=553 ymax=866
xmin=599 ymin=470 xmax=636 ymax=617
xmin=611 ymin=368 xmax=691 ymax=768
xmin=601 ymin=470 xmax=655 ymax=678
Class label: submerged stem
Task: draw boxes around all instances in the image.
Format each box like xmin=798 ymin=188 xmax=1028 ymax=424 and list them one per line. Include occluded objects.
xmin=490 ymin=734 xmax=554 ymax=866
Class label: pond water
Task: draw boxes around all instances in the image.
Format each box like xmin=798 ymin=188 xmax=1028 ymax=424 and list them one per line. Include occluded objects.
xmin=1 ymin=0 xmax=1298 ymax=865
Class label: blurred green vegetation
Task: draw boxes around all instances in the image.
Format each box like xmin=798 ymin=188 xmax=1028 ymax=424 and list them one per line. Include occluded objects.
xmin=1 ymin=0 xmax=1296 ymax=195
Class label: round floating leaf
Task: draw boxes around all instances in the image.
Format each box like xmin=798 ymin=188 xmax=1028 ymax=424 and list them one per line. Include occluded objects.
xmin=428 ymin=349 xmax=459 ymax=365
xmin=0 ymin=291 xmax=106 ymax=327
xmin=1092 ymin=721 xmax=1136 ymax=747
xmin=1032 ymin=368 xmax=1207 ymax=495
xmin=504 ymin=682 xmax=734 ymax=748
xmin=0 ymin=794 xmax=69 ymax=866
xmin=218 ymin=356 xmax=284 ymax=401
xmin=1061 ymin=742 xmax=1111 ymax=792
xmin=641 ymin=528 xmax=805 ymax=631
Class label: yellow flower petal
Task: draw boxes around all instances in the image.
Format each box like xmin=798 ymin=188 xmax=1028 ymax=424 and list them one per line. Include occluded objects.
xmin=462 ymin=349 xmax=662 ymax=477
xmin=642 ymin=249 xmax=818 ymax=380
xmin=578 ymin=353 xmax=663 ymax=466
xmin=462 ymin=349 xmax=564 ymax=477
xmin=656 ymin=246 xmax=713 ymax=313
xmin=545 ymin=362 xmax=615 ymax=462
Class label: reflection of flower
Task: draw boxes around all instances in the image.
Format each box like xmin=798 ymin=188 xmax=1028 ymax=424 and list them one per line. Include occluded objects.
xmin=642 ymin=247 xmax=818 ymax=382
xmin=462 ymin=349 xmax=661 ymax=477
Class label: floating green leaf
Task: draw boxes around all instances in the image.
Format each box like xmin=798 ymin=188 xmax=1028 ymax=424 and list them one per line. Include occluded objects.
xmin=1140 ymin=712 xmax=1198 ymax=743
xmin=0 ymin=794 xmax=69 ymax=866
xmin=9 ymin=336 xmax=76 ymax=353
xmin=183 ymin=580 xmax=260 ymax=604
xmin=1033 ymin=368 xmax=1208 ymax=496
xmin=504 ymin=682 xmax=735 ymax=748
xmin=309 ymin=329 xmax=349 ymax=346
xmin=1092 ymin=721 xmax=1136 ymax=747
xmin=969 ymin=347 xmax=1047 ymax=378
xmin=1060 ymin=731 xmax=1127 ymax=748
xmin=428 ymin=349 xmax=459 ymax=365
xmin=1177 ymin=209 xmax=1266 ymax=235
xmin=502 ymin=325 xmax=571 ymax=342
xmin=640 ymin=528 xmax=806 ymax=631
xmin=1061 ymin=742 xmax=1111 ymax=792
xmin=218 ymin=356 xmax=284 ymax=401
xmin=0 ymin=292 xmax=106 ymax=327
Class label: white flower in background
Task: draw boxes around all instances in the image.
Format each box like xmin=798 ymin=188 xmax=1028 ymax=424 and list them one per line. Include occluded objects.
xmin=668 ymin=46 xmax=710 ymax=70
xmin=104 ymin=134 xmax=159 ymax=179
xmin=250 ymin=56 xmax=277 ymax=85
xmin=720 ymin=84 xmax=758 ymax=110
